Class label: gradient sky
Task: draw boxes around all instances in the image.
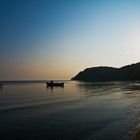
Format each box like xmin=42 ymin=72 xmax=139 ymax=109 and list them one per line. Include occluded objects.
xmin=1 ymin=0 xmax=140 ymax=80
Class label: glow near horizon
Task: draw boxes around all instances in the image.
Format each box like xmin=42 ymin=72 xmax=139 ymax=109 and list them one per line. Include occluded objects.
xmin=1 ymin=0 xmax=140 ymax=80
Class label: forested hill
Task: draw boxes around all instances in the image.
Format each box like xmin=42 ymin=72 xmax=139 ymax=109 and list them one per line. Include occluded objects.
xmin=71 ymin=62 xmax=140 ymax=82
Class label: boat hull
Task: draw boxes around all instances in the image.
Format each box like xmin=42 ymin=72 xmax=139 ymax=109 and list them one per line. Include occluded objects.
xmin=46 ymin=82 xmax=64 ymax=87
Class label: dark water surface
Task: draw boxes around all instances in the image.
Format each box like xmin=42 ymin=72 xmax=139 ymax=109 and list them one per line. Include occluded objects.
xmin=0 ymin=81 xmax=140 ymax=140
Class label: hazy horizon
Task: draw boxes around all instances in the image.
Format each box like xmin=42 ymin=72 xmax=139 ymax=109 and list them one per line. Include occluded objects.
xmin=1 ymin=0 xmax=140 ymax=80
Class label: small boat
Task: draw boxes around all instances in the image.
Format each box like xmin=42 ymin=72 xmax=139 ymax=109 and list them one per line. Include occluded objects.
xmin=46 ymin=81 xmax=64 ymax=87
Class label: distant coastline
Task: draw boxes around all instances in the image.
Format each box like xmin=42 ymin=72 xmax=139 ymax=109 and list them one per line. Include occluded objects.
xmin=72 ymin=62 xmax=140 ymax=82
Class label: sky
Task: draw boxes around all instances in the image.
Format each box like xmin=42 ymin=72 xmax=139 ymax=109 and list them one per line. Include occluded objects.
xmin=1 ymin=0 xmax=140 ymax=80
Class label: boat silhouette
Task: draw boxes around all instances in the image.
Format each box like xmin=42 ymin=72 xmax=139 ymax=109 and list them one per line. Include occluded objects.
xmin=46 ymin=81 xmax=64 ymax=87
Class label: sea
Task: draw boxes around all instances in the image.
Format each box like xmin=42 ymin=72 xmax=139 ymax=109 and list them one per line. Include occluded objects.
xmin=0 ymin=80 xmax=140 ymax=140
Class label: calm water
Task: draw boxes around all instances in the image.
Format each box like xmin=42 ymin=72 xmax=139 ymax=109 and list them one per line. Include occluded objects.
xmin=0 ymin=81 xmax=140 ymax=140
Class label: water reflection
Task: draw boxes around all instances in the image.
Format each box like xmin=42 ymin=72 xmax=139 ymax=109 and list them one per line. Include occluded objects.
xmin=77 ymin=82 xmax=117 ymax=90
xmin=76 ymin=82 xmax=121 ymax=93
xmin=74 ymin=81 xmax=140 ymax=99
xmin=77 ymin=81 xmax=140 ymax=91
xmin=46 ymin=86 xmax=64 ymax=90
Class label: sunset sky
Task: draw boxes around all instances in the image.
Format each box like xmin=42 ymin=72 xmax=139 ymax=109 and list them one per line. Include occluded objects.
xmin=1 ymin=0 xmax=140 ymax=80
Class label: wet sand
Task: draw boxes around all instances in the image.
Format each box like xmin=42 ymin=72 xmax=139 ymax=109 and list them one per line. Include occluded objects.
xmin=131 ymin=126 xmax=140 ymax=140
